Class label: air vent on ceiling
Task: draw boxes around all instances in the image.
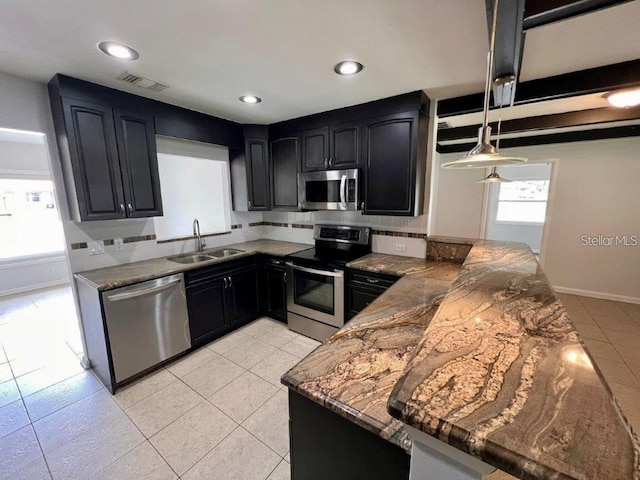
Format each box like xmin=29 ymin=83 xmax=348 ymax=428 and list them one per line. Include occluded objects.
xmin=437 ymin=121 xmax=452 ymax=130
xmin=117 ymin=72 xmax=168 ymax=92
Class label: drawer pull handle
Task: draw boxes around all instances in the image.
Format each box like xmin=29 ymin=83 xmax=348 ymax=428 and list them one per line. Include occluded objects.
xmin=366 ymin=278 xmax=379 ymax=284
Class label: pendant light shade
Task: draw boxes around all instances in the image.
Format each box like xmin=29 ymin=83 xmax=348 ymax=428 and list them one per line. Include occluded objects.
xmin=477 ymin=166 xmax=511 ymax=183
xmin=441 ymin=0 xmax=527 ymax=169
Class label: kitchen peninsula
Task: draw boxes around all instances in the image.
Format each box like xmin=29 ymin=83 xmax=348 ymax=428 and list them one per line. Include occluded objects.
xmin=282 ymin=241 xmax=640 ymax=480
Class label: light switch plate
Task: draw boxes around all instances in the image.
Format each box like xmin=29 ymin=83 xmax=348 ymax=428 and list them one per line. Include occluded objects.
xmin=94 ymin=240 xmax=105 ymax=255
xmin=114 ymin=238 xmax=124 ymax=251
xmin=395 ymin=244 xmax=407 ymax=252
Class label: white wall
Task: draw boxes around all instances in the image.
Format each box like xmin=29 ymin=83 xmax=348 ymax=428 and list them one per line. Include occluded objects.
xmin=430 ymin=137 xmax=640 ymax=302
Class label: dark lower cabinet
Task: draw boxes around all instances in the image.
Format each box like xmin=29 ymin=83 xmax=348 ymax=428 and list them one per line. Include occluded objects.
xmin=347 ymin=269 xmax=400 ymax=320
xmin=263 ymin=257 xmax=288 ymax=322
xmin=227 ymin=269 xmax=260 ymax=325
xmin=270 ymin=135 xmax=300 ymax=210
xmin=288 ymin=390 xmax=410 ymax=480
xmin=186 ymin=278 xmax=228 ymax=346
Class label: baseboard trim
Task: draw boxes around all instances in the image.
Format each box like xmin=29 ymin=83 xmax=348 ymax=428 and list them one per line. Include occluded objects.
xmin=553 ymin=286 xmax=640 ymax=305
xmin=0 ymin=279 xmax=70 ymax=298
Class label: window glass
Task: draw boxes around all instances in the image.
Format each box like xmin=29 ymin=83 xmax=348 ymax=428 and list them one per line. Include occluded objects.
xmin=496 ymin=180 xmax=549 ymax=224
xmin=0 ymin=179 xmax=65 ymax=259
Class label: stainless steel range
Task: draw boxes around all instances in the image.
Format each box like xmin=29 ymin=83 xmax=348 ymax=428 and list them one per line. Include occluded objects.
xmin=286 ymin=224 xmax=371 ymax=341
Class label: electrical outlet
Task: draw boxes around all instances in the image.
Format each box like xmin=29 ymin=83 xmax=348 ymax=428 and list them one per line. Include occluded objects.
xmin=114 ymin=238 xmax=124 ymax=251
xmin=288 ymin=223 xmax=293 ymax=231
xmin=395 ymin=243 xmax=407 ymax=252
xmin=89 ymin=241 xmax=105 ymax=256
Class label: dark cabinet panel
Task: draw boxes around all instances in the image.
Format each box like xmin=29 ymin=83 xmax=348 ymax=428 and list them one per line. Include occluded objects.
xmin=114 ymin=111 xmax=163 ymax=218
xmin=362 ymin=112 xmax=418 ymax=216
xmin=347 ymin=269 xmax=399 ymax=319
xmin=301 ymin=127 xmax=329 ymax=172
xmin=227 ymin=269 xmax=260 ymax=325
xmin=270 ymin=135 xmax=300 ymax=210
xmin=347 ymin=285 xmax=381 ymax=320
xmin=329 ymin=121 xmax=360 ymax=169
xmin=186 ymin=279 xmax=227 ymax=346
xmin=264 ymin=264 xmax=287 ymax=322
xmin=245 ymin=137 xmax=270 ymax=210
xmin=62 ymin=98 xmax=125 ymax=220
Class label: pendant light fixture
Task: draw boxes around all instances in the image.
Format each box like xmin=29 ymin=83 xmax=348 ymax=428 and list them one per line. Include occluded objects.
xmin=478 ymin=89 xmax=511 ymax=183
xmin=442 ymin=0 xmax=527 ymax=169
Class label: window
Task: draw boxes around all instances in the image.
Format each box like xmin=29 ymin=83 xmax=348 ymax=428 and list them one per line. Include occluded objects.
xmin=496 ymin=179 xmax=549 ymax=224
xmin=0 ymin=179 xmax=65 ymax=259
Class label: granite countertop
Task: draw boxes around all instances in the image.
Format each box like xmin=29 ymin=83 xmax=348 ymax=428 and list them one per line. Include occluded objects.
xmin=388 ymin=241 xmax=640 ymax=479
xmin=346 ymin=253 xmax=456 ymax=277
xmin=74 ymin=239 xmax=311 ymax=291
xmin=282 ymin=261 xmax=461 ymax=453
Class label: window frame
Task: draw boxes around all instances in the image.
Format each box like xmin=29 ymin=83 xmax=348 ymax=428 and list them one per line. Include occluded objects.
xmin=493 ymin=177 xmax=550 ymax=227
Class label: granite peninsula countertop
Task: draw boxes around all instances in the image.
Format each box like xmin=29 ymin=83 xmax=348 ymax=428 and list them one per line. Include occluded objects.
xmin=346 ymin=253 xmax=456 ymax=277
xmin=388 ymin=241 xmax=640 ymax=479
xmin=282 ymin=260 xmax=461 ymax=453
xmin=74 ymin=239 xmax=311 ymax=291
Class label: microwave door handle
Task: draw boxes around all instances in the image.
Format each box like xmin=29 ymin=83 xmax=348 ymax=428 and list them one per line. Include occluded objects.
xmin=340 ymin=175 xmax=347 ymax=208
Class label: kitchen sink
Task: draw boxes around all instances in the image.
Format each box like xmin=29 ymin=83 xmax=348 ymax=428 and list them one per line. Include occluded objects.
xmin=168 ymin=254 xmax=217 ymax=264
xmin=206 ymin=248 xmax=244 ymax=258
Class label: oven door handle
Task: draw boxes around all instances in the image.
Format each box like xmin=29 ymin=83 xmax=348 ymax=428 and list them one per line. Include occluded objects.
xmin=339 ymin=174 xmax=347 ymax=208
xmin=286 ymin=262 xmax=344 ymax=278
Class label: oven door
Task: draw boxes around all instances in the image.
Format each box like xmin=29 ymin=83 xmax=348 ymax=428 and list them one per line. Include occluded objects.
xmin=286 ymin=263 xmax=344 ymax=328
xmin=298 ymin=169 xmax=359 ymax=211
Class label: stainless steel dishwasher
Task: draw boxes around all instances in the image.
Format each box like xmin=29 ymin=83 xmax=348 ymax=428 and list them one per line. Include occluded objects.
xmin=101 ymin=273 xmax=190 ymax=383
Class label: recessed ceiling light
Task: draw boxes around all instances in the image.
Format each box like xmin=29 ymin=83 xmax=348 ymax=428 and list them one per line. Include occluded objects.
xmin=606 ymin=88 xmax=640 ymax=108
xmin=98 ymin=41 xmax=140 ymax=60
xmin=239 ymin=95 xmax=262 ymax=104
xmin=334 ymin=60 xmax=364 ymax=76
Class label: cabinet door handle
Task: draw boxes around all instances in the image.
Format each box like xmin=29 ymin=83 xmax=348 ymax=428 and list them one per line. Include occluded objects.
xmin=361 ymin=201 xmax=365 ymax=210
xmin=248 ymin=200 xmax=252 ymax=209
xmin=324 ymin=158 xmax=328 ymax=168
xmin=366 ymin=278 xmax=380 ymax=284
xmin=127 ymin=203 xmax=134 ymax=212
xmin=329 ymin=158 xmax=333 ymax=167
xmin=228 ymin=276 xmax=233 ymax=288
xmin=283 ymin=271 xmax=287 ymax=283
xmin=223 ymin=277 xmax=229 ymax=289
xmin=120 ymin=204 xmax=126 ymax=216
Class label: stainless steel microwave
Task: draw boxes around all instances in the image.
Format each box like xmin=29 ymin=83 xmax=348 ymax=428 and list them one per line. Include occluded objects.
xmin=298 ymin=169 xmax=359 ymax=211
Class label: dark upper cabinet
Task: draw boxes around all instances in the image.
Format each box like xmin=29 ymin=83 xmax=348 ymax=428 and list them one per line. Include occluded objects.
xmin=49 ymin=83 xmax=164 ymax=221
xmin=227 ymin=269 xmax=260 ymax=325
xmin=362 ymin=111 xmax=426 ymax=216
xmin=302 ymin=123 xmax=360 ymax=172
xmin=186 ymin=278 xmax=228 ymax=346
xmin=301 ymin=127 xmax=330 ymax=172
xmin=330 ymin=121 xmax=360 ymax=169
xmin=114 ymin=111 xmax=163 ymax=218
xmin=270 ymin=135 xmax=300 ymax=210
xmin=245 ymin=137 xmax=270 ymax=210
xmin=60 ymin=99 xmax=126 ymax=221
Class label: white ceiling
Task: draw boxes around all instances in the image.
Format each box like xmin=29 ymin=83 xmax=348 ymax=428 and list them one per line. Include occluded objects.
xmin=0 ymin=1 xmax=638 ymax=124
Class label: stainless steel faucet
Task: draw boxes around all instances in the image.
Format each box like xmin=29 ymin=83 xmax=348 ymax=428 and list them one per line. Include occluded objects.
xmin=193 ymin=219 xmax=205 ymax=252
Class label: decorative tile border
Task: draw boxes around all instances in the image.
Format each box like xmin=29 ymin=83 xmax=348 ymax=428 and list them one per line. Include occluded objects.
xmin=371 ymin=229 xmax=427 ymax=239
xmin=70 ymin=234 xmax=156 ymax=250
xmin=291 ymin=223 xmax=314 ymax=230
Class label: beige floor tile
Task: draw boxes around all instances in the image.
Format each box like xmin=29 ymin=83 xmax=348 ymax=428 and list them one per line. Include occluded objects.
xmin=566 ymin=309 xmax=597 ymax=327
xmin=210 ymin=372 xmax=278 ymax=423
xmin=33 ymin=390 xmax=123 ymax=453
xmin=45 ymin=412 xmax=144 ymax=480
xmin=484 ymin=470 xmax=518 ymax=480
xmin=614 ymin=345 xmax=640 ymax=377
xmin=618 ymin=301 xmax=640 ymax=322
xmin=580 ymin=297 xmax=632 ymax=320
xmin=166 ymin=348 xmax=219 ymax=378
xmin=602 ymin=328 xmax=640 ymax=350
xmin=267 ymin=459 xmax=291 ymax=480
xmin=222 ymin=336 xmax=277 ymax=369
xmin=280 ymin=336 xmax=321 ymax=359
xmin=182 ymin=355 xmax=245 ymax=398
xmin=125 ymin=381 xmax=203 ymax=437
xmin=593 ymin=358 xmax=640 ymax=388
xmin=591 ymin=314 xmax=640 ymax=335
xmin=256 ymin=324 xmax=300 ymax=348
xmin=208 ymin=330 xmax=252 ymax=355
xmin=242 ymin=389 xmax=289 ymax=456
xmin=609 ymin=382 xmax=640 ymax=423
xmin=0 ymin=348 xmax=7 ymax=365
xmin=0 ymin=399 xmax=30 ymax=440
xmin=92 ymin=441 xmax=176 ymax=480
xmin=0 ymin=425 xmax=43 ymax=479
xmin=15 ymin=356 xmax=84 ymax=397
xmin=0 ymin=379 xmax=20 ymax=409
xmin=250 ymin=350 xmax=300 ymax=387
xmin=573 ymin=324 xmax=607 ymax=342
xmin=284 ymin=452 xmax=290 ymax=463
xmin=583 ymin=338 xmax=622 ymax=362
xmin=23 ymin=370 xmax=102 ymax=422
xmin=150 ymin=401 xmax=236 ymax=476
xmin=240 ymin=318 xmax=281 ymax=338
xmin=114 ymin=368 xmax=177 ymax=409
xmin=7 ymin=456 xmax=52 ymax=480
xmin=557 ymin=293 xmax=583 ymax=308
xmin=182 ymin=427 xmax=280 ymax=480
xmin=0 ymin=363 xmax=11 ymax=383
